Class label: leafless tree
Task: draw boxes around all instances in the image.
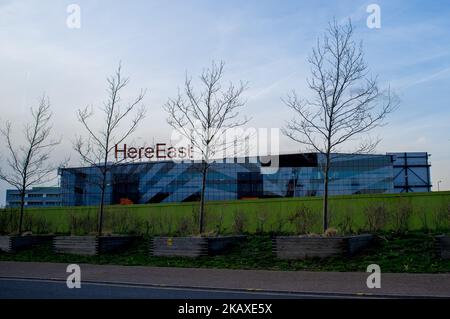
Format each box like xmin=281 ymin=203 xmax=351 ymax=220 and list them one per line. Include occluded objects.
xmin=283 ymin=20 xmax=398 ymax=232
xmin=164 ymin=61 xmax=249 ymax=234
xmin=0 ymin=96 xmax=61 ymax=234
xmin=74 ymin=64 xmax=146 ymax=236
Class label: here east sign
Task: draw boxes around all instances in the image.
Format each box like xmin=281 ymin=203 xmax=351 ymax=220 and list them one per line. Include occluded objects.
xmin=114 ymin=143 xmax=193 ymax=161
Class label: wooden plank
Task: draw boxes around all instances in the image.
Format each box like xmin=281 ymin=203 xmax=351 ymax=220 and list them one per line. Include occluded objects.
xmin=53 ymin=236 xmax=99 ymax=255
xmin=0 ymin=235 xmax=53 ymax=253
xmin=273 ymin=235 xmax=372 ymax=260
xmin=53 ymin=235 xmax=140 ymax=255
xmin=436 ymin=235 xmax=450 ymax=260
xmin=151 ymin=237 xmax=207 ymax=257
xmin=150 ymin=236 xmax=245 ymax=258
xmin=0 ymin=236 xmax=12 ymax=253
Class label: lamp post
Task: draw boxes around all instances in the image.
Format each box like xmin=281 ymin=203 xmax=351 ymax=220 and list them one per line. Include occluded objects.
xmin=437 ymin=180 xmax=443 ymax=192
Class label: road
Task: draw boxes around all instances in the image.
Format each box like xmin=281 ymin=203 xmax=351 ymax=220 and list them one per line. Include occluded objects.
xmin=0 ymin=278 xmax=337 ymax=299
xmin=1 ymin=262 xmax=449 ymax=298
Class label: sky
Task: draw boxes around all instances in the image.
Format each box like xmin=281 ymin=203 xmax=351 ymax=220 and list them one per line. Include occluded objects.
xmin=0 ymin=0 xmax=449 ymax=205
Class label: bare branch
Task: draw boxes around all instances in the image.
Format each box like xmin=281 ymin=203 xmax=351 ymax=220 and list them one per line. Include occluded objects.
xmin=164 ymin=60 xmax=249 ymax=234
xmin=283 ymin=19 xmax=398 ymax=232
xmin=0 ymin=95 xmax=61 ymax=232
xmin=72 ymin=63 xmax=147 ymax=235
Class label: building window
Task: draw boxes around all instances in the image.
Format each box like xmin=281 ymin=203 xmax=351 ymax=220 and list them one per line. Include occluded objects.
xmin=28 ymin=202 xmax=43 ymax=206
xmin=28 ymin=194 xmax=43 ymax=198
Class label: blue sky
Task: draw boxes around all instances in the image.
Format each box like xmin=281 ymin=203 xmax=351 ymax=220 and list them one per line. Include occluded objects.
xmin=0 ymin=0 xmax=450 ymax=204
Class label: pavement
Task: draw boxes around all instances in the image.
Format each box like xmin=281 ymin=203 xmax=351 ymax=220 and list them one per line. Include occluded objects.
xmin=0 ymin=261 xmax=449 ymax=298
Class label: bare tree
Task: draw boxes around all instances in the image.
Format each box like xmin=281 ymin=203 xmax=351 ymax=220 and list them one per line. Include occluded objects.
xmin=283 ymin=20 xmax=397 ymax=232
xmin=0 ymin=96 xmax=61 ymax=234
xmin=164 ymin=61 xmax=249 ymax=234
xmin=74 ymin=64 xmax=146 ymax=236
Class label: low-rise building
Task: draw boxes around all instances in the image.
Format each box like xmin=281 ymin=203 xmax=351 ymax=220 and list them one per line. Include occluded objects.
xmin=58 ymin=152 xmax=432 ymax=207
xmin=5 ymin=187 xmax=61 ymax=208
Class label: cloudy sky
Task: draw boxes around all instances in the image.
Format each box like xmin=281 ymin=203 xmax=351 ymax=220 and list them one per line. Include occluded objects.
xmin=0 ymin=0 xmax=449 ymax=205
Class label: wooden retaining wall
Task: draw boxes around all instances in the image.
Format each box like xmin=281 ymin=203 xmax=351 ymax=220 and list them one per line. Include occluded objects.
xmin=53 ymin=236 xmax=98 ymax=255
xmin=0 ymin=235 xmax=54 ymax=253
xmin=273 ymin=234 xmax=373 ymax=260
xmin=53 ymin=236 xmax=139 ymax=256
xmin=435 ymin=235 xmax=450 ymax=260
xmin=150 ymin=236 xmax=245 ymax=258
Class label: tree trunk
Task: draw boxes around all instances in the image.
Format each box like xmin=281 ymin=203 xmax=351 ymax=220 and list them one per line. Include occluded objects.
xmin=322 ymin=153 xmax=331 ymax=233
xmin=18 ymin=188 xmax=26 ymax=235
xmin=199 ymin=162 xmax=208 ymax=235
xmin=98 ymin=172 xmax=107 ymax=236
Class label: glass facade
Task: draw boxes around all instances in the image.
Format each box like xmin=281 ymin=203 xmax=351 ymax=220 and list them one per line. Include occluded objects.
xmin=59 ymin=153 xmax=395 ymax=206
xmin=387 ymin=152 xmax=432 ymax=193
xmin=6 ymin=187 xmax=62 ymax=207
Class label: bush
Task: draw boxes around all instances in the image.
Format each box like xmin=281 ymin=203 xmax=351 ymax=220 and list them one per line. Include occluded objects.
xmin=433 ymin=202 xmax=450 ymax=231
xmin=231 ymin=210 xmax=247 ymax=234
xmin=335 ymin=209 xmax=355 ymax=234
xmin=392 ymin=200 xmax=413 ymax=233
xmin=175 ymin=216 xmax=194 ymax=236
xmin=288 ymin=205 xmax=318 ymax=235
xmin=148 ymin=214 xmax=163 ymax=236
xmin=270 ymin=213 xmax=287 ymax=234
xmin=256 ymin=211 xmax=268 ymax=234
xmin=0 ymin=208 xmax=19 ymax=235
xmin=105 ymin=209 xmax=144 ymax=235
xmin=68 ymin=210 xmax=97 ymax=235
xmin=205 ymin=211 xmax=225 ymax=235
xmin=156 ymin=213 xmax=175 ymax=236
xmin=364 ymin=202 xmax=389 ymax=233
xmin=418 ymin=211 xmax=428 ymax=232
xmin=23 ymin=214 xmax=53 ymax=234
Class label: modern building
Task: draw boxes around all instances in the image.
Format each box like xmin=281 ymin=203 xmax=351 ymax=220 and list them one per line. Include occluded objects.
xmin=388 ymin=152 xmax=432 ymax=193
xmin=5 ymin=187 xmax=62 ymax=208
xmin=58 ymin=152 xmax=431 ymax=207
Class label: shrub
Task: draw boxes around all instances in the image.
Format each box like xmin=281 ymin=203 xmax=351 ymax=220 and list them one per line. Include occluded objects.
xmin=206 ymin=211 xmax=225 ymax=235
xmin=159 ymin=214 xmax=174 ymax=235
xmin=336 ymin=210 xmax=355 ymax=235
xmin=256 ymin=211 xmax=268 ymax=234
xmin=144 ymin=214 xmax=158 ymax=236
xmin=23 ymin=214 xmax=53 ymax=234
xmin=231 ymin=210 xmax=247 ymax=234
xmin=433 ymin=202 xmax=450 ymax=231
xmin=144 ymin=213 xmax=178 ymax=236
xmin=418 ymin=208 xmax=430 ymax=232
xmin=106 ymin=209 xmax=144 ymax=235
xmin=68 ymin=210 xmax=97 ymax=235
xmin=392 ymin=200 xmax=413 ymax=233
xmin=203 ymin=209 xmax=224 ymax=235
xmin=288 ymin=205 xmax=318 ymax=235
xmin=176 ymin=216 xmax=194 ymax=236
xmin=0 ymin=208 xmax=19 ymax=235
xmin=270 ymin=213 xmax=287 ymax=234
xmin=364 ymin=202 xmax=389 ymax=233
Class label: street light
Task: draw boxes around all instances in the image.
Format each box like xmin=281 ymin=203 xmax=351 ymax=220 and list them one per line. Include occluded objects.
xmin=437 ymin=180 xmax=443 ymax=192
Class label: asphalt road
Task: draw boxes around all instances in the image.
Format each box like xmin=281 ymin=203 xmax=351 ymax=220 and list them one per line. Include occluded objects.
xmin=0 ymin=278 xmax=334 ymax=299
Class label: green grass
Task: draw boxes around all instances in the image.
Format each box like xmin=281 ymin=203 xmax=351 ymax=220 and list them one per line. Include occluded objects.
xmin=2 ymin=191 xmax=450 ymax=235
xmin=1 ymin=233 xmax=449 ymax=273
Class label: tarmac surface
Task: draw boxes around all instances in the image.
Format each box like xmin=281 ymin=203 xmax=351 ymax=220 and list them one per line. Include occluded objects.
xmin=0 ymin=261 xmax=449 ymax=298
xmin=0 ymin=278 xmax=326 ymax=299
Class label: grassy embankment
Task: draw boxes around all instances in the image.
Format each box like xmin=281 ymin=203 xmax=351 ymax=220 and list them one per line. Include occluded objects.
xmin=1 ymin=232 xmax=449 ymax=273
